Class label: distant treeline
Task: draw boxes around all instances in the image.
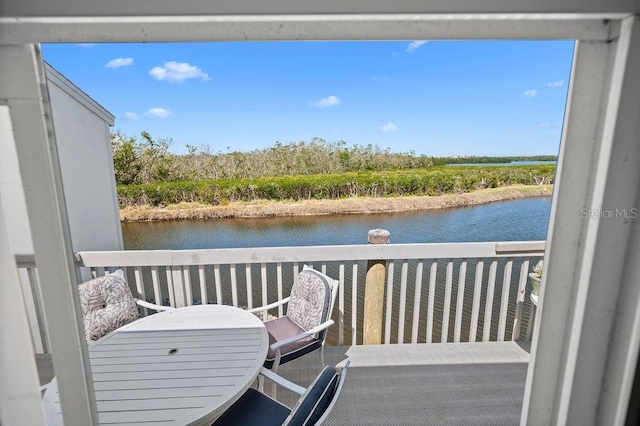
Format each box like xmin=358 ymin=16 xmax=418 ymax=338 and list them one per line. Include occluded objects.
xmin=111 ymin=131 xmax=557 ymax=186
xmin=437 ymin=156 xmax=556 ymax=165
xmin=118 ymin=165 xmax=555 ymax=207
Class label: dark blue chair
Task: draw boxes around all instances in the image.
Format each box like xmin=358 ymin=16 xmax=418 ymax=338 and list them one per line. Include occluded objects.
xmin=213 ymin=361 xmax=350 ymax=426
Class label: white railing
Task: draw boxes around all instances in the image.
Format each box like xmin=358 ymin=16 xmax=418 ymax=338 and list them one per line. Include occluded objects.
xmin=71 ymin=241 xmax=544 ymax=347
xmin=16 ymin=254 xmax=48 ymax=354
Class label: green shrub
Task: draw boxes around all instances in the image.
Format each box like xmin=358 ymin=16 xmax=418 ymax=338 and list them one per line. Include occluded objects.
xmin=117 ymin=165 xmax=555 ymax=207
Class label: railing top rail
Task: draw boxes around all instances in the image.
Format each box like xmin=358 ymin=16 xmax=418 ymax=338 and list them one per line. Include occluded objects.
xmin=75 ymin=241 xmax=545 ymax=267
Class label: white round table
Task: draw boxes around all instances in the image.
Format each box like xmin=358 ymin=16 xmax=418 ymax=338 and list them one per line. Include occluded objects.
xmin=44 ymin=305 xmax=268 ymax=425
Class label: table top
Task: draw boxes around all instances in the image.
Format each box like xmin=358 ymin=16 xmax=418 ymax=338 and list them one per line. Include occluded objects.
xmin=44 ymin=305 xmax=269 ymax=426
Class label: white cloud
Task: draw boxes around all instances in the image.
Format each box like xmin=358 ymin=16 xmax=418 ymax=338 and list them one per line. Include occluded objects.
xmin=77 ymin=43 xmax=95 ymax=48
xmin=524 ymin=89 xmax=537 ymax=97
xmin=145 ymin=108 xmax=172 ymax=118
xmin=105 ymin=57 xmax=134 ymax=69
xmin=149 ymin=61 xmax=210 ymax=83
xmin=547 ymin=80 xmax=565 ymax=87
xmin=312 ymin=95 xmax=341 ymax=108
xmin=380 ymin=122 xmax=398 ymax=132
xmin=407 ymin=41 xmax=428 ymax=53
xmin=124 ymin=112 xmax=138 ymax=120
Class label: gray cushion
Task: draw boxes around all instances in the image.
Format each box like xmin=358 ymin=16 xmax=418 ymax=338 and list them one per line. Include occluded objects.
xmin=286 ymin=269 xmax=330 ymax=334
xmin=283 ymin=366 xmax=340 ymax=426
xmin=78 ymin=274 xmax=139 ymax=341
xmin=264 ymin=316 xmax=317 ymax=361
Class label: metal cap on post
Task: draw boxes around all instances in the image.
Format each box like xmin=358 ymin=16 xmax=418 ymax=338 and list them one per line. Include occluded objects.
xmin=363 ymin=229 xmax=390 ymax=345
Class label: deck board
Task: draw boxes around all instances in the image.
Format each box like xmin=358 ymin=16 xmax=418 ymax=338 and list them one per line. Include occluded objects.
xmin=271 ymin=341 xmax=530 ymax=426
xmin=37 ymin=341 xmax=531 ymax=425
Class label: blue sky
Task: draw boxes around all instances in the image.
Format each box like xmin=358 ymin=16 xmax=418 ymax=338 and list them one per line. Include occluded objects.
xmin=42 ymin=40 xmax=574 ymax=156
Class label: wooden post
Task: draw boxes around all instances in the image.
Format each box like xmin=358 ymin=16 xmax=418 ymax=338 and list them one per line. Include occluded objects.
xmin=363 ymin=229 xmax=390 ymax=345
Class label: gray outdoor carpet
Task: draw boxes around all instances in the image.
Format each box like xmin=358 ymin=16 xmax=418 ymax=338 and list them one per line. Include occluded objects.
xmin=325 ymin=363 xmax=528 ymax=426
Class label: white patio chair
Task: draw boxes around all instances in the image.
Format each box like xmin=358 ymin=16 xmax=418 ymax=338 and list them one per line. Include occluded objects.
xmin=248 ymin=265 xmax=340 ymax=376
xmin=213 ymin=361 xmax=350 ymax=426
xmin=78 ymin=271 xmax=173 ymax=341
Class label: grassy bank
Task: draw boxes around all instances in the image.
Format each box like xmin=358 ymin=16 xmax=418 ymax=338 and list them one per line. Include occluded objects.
xmin=117 ymin=165 xmax=555 ymax=207
xmin=120 ymin=184 xmax=553 ymax=222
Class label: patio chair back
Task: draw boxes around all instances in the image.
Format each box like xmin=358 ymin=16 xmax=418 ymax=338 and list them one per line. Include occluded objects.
xmin=78 ymin=273 xmax=139 ymax=341
xmin=286 ymin=265 xmax=339 ymax=342
xmin=285 ymin=361 xmax=350 ymax=426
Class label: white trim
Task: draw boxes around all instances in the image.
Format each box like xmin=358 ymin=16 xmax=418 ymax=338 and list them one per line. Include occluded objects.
xmin=0 ymin=0 xmax=637 ymax=17
xmin=0 ymin=44 xmax=99 ymax=425
xmin=44 ymin=62 xmax=114 ymax=126
xmin=0 ymin=107 xmax=46 ymax=426
xmin=0 ymin=15 xmax=621 ymax=43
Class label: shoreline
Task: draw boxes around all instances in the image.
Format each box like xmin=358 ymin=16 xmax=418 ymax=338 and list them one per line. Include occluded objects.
xmin=120 ymin=184 xmax=553 ymax=222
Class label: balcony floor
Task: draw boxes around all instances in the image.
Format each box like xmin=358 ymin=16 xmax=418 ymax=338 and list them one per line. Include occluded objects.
xmin=36 ymin=341 xmax=531 ymax=426
xmin=272 ymin=341 xmax=531 ymax=426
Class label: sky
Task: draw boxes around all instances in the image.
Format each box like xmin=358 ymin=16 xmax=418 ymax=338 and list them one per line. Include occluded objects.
xmin=42 ymin=40 xmax=574 ymax=156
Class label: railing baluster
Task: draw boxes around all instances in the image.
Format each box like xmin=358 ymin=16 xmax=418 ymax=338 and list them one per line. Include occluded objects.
xmin=427 ymin=261 xmax=437 ymax=343
xmin=261 ymin=263 xmax=268 ymax=319
xmin=182 ymin=266 xmax=193 ymax=306
xmin=213 ymin=264 xmax=222 ymax=305
xmin=321 ymin=262 xmax=327 ymax=275
xmin=411 ymin=261 xmax=424 ymax=344
xmin=397 ymin=260 xmax=409 ymax=344
xmin=497 ymin=259 xmax=513 ymax=341
xmin=198 ymin=265 xmax=207 ymax=304
xmin=512 ymin=260 xmax=530 ymax=340
xmin=351 ymin=263 xmax=358 ymax=346
xmin=170 ymin=267 xmax=186 ymax=307
xmin=338 ymin=262 xmax=345 ymax=345
xmin=276 ymin=262 xmax=283 ymax=317
xmin=454 ymin=260 xmax=467 ymax=343
xmin=384 ymin=261 xmax=395 ymax=345
xmin=133 ymin=266 xmax=147 ymax=316
xmin=442 ymin=261 xmax=454 ymax=343
xmin=469 ymin=261 xmax=484 ymax=342
xmin=27 ymin=267 xmax=48 ymax=353
xmin=293 ymin=262 xmax=300 ymax=279
xmin=526 ymin=302 xmax=537 ymax=341
xmin=245 ymin=264 xmax=253 ymax=310
xmin=150 ymin=266 xmax=162 ymax=307
xmin=230 ymin=264 xmax=238 ymax=307
xmin=483 ymin=261 xmax=498 ymax=342
xmin=166 ymin=267 xmax=175 ymax=307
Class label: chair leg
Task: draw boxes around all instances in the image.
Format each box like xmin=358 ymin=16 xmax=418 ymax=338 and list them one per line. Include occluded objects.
xmin=271 ymin=360 xmax=279 ymax=400
xmin=257 ymin=373 xmax=264 ymax=392
xmin=320 ymin=343 xmax=326 ymax=368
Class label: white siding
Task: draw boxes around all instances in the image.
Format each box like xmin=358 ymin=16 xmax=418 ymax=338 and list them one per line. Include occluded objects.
xmin=46 ymin=74 xmax=122 ymax=254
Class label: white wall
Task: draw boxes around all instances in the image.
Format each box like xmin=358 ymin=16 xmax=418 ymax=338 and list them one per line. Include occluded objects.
xmin=46 ymin=77 xmax=122 ymax=253
xmin=0 ymin=65 xmax=122 ymax=257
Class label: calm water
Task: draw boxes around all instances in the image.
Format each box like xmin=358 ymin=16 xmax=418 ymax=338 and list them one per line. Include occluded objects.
xmin=446 ymin=161 xmax=557 ymax=167
xmin=122 ymin=197 xmax=552 ymax=249
xmin=122 ymin=197 xmax=552 ymax=344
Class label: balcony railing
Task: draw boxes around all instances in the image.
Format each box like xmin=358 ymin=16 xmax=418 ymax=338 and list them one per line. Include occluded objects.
xmin=18 ymin=240 xmax=544 ymax=353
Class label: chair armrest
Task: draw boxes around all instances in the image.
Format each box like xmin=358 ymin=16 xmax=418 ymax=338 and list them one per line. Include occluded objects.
xmin=247 ymin=297 xmax=291 ymax=314
xmin=259 ymin=367 xmax=306 ymax=395
xmin=135 ymin=298 xmax=175 ymax=311
xmin=270 ymin=319 xmax=335 ymax=351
